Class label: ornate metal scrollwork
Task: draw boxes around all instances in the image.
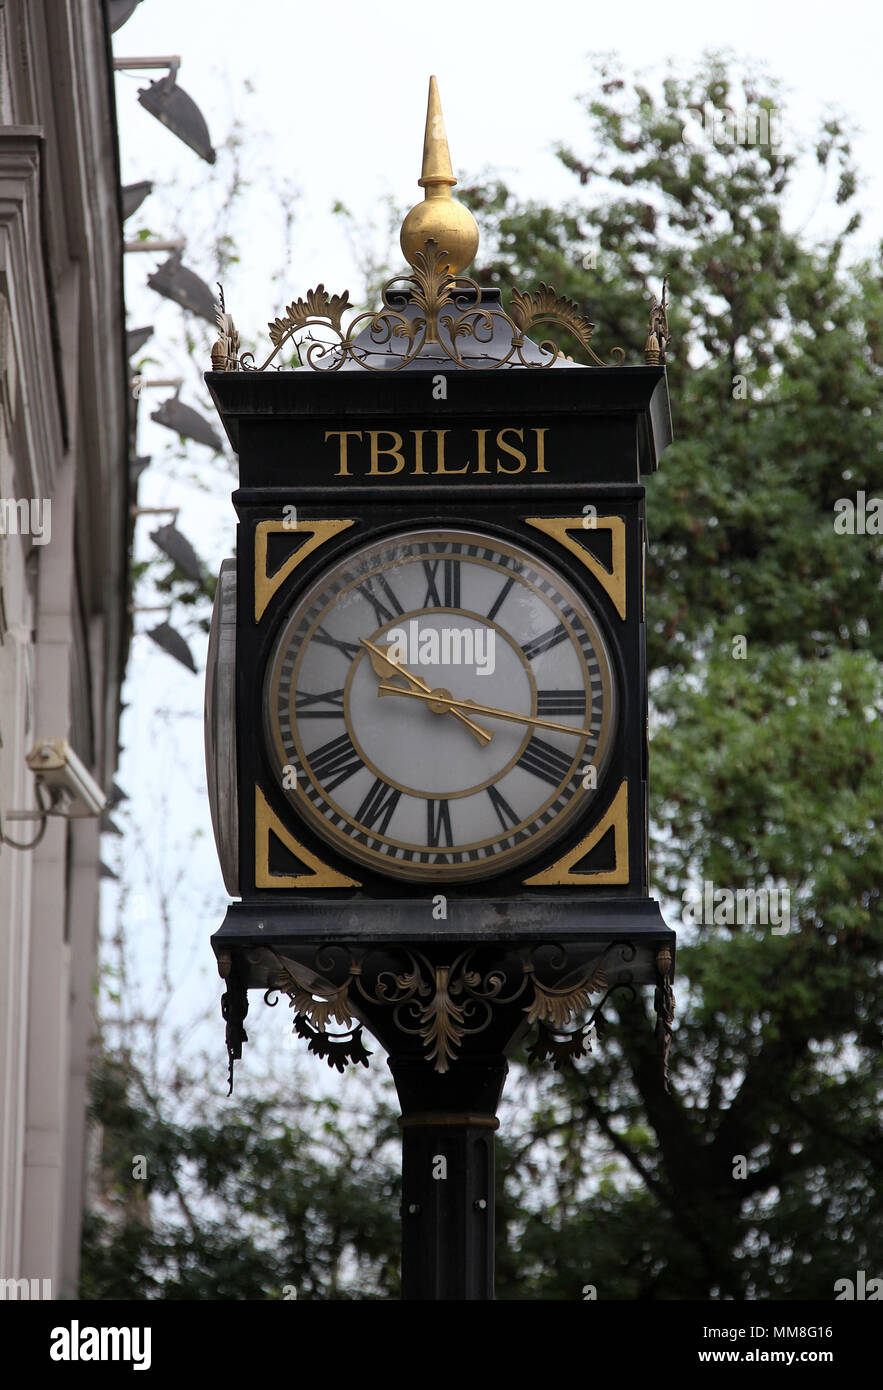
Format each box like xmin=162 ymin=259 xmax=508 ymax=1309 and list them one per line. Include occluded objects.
xmin=522 ymin=942 xmax=637 ymax=1070
xmin=525 ymin=980 xmax=638 ymax=1069
xmin=654 ymin=943 xmax=675 ymax=1091
xmin=262 ymin=955 xmax=372 ymax=1075
xmin=210 ymin=282 xmax=240 ymax=374
xmin=217 ymin=949 xmax=249 ymax=1096
xmin=218 ymin=940 xmax=651 ymax=1089
xmin=210 ymin=239 xmax=636 ymax=375
xmin=643 ymin=274 xmax=671 ymax=365
xmin=363 ymin=948 xmax=521 ymax=1074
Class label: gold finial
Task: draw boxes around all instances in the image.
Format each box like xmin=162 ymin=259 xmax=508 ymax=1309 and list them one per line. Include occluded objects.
xmin=400 ymin=76 xmax=479 ymax=275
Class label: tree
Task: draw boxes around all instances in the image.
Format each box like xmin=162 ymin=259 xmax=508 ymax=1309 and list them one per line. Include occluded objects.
xmin=82 ymin=1054 xmax=402 ymax=1300
xmin=458 ymin=52 xmax=883 ymax=1298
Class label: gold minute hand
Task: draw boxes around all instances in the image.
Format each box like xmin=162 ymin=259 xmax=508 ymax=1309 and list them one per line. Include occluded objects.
xmin=376 ymin=682 xmax=591 ymax=739
xmin=359 ymin=638 xmax=493 ymax=747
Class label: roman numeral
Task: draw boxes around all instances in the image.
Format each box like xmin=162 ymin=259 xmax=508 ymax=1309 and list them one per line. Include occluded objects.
xmin=313 ymin=625 xmax=361 ymax=661
xmin=309 ymin=732 xmax=364 ymax=792
xmin=487 ymin=784 xmax=520 ymax=831
xmin=517 ymin=736 xmax=575 ymax=787
xmin=422 ymin=558 xmax=460 ymax=608
xmin=521 ymin=624 xmax=569 ymax=661
xmin=426 ymin=798 xmax=454 ymax=847
xmin=487 ymin=575 xmax=515 ymax=622
xmin=356 ymin=574 xmax=403 ymax=627
xmin=536 ymin=690 xmax=586 ymax=717
xmin=295 ymin=688 xmax=346 ymax=718
xmin=355 ymin=778 xmax=401 ymax=833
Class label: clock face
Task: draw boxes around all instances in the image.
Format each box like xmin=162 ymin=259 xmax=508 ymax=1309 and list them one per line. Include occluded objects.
xmin=263 ymin=529 xmax=617 ymax=882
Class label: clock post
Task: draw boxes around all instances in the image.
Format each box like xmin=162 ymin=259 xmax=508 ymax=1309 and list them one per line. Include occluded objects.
xmin=204 ymin=76 xmax=675 ymax=1301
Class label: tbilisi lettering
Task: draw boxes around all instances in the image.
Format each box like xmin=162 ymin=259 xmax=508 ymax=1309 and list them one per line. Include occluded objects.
xmin=324 ymin=426 xmax=549 ymax=477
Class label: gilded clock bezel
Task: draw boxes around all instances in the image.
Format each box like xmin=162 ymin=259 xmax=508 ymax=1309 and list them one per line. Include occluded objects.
xmin=262 ymin=528 xmax=618 ymax=882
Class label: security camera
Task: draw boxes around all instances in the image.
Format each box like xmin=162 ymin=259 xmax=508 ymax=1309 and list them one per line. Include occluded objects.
xmin=25 ymin=739 xmax=107 ymax=818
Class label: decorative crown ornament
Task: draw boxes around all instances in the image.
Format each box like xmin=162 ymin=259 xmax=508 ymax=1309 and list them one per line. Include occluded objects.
xmin=643 ymin=275 xmax=671 ymax=365
xmin=209 ymin=78 xmax=672 ymax=376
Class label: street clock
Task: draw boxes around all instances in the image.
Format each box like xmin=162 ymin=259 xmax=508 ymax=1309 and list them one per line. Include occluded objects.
xmin=204 ymin=75 xmax=676 ymax=1301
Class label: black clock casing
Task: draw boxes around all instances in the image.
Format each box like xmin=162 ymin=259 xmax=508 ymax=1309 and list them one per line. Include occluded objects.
xmin=206 ymin=363 xmax=673 ymax=963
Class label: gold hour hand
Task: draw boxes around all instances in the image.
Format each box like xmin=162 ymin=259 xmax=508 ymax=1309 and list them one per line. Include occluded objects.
xmin=363 ymin=640 xmax=417 ymax=685
xmin=360 ymin=638 xmax=493 ymax=747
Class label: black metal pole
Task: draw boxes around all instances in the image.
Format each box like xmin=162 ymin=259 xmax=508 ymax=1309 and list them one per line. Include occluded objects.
xmin=391 ymin=1055 xmax=507 ymax=1300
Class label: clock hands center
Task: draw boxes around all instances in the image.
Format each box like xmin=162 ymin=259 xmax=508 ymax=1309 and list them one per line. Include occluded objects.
xmin=376 ymin=681 xmax=592 ymax=739
xmin=359 ymin=637 xmax=493 ymax=748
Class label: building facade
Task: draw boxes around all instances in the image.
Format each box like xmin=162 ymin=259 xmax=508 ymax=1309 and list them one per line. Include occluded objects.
xmin=0 ymin=1 xmax=127 ymax=1298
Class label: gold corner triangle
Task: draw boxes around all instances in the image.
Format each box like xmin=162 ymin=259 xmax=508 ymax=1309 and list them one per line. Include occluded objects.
xmin=254 ymin=518 xmax=356 ymax=622
xmin=255 ymin=786 xmax=360 ymax=888
xmin=522 ymin=780 xmax=629 ymax=887
xmin=524 ymin=516 xmax=627 ymax=619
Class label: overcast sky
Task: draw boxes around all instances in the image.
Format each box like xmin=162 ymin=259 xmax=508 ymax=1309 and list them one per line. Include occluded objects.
xmin=116 ymin=0 xmax=883 ymax=302
xmin=107 ymin=0 xmax=882 ymax=1085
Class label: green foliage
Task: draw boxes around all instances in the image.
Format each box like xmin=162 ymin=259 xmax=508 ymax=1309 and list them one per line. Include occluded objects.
xmin=82 ymin=1057 xmax=402 ymax=1300
xmin=463 ymin=52 xmax=882 ymax=1299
